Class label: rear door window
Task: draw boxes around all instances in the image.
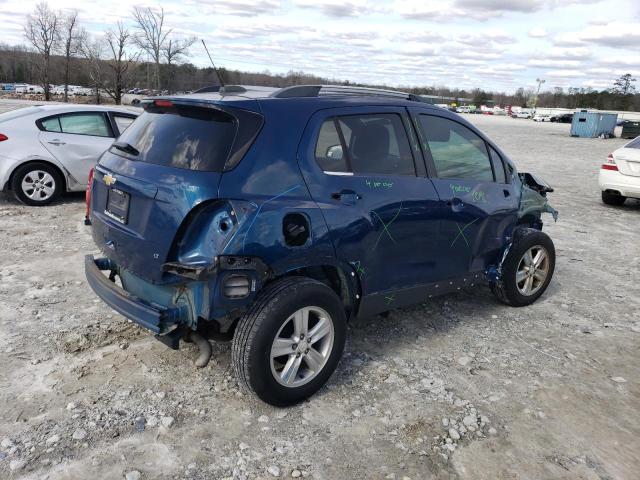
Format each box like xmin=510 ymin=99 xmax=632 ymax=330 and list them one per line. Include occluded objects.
xmin=314 ymin=113 xmax=415 ymax=176
xmin=41 ymin=116 xmax=62 ymax=132
xmin=59 ymin=113 xmax=111 ymax=137
xmin=315 ymin=119 xmax=349 ymax=173
xmin=418 ymin=115 xmax=494 ymax=182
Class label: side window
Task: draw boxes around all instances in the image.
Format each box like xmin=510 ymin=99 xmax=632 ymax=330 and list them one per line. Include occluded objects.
xmin=338 ymin=114 xmax=415 ymax=176
xmin=418 ymin=115 xmax=494 ymax=182
xmin=41 ymin=117 xmax=61 ymax=132
xmin=315 ymin=119 xmax=348 ymax=173
xmin=59 ymin=113 xmax=111 ymax=137
xmin=489 ymin=147 xmax=507 ymax=183
xmin=114 ymin=115 xmax=135 ymax=134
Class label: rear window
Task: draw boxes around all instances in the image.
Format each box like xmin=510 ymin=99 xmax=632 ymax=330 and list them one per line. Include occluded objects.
xmin=112 ymin=105 xmax=240 ymax=172
xmin=626 ymin=137 xmax=640 ymax=149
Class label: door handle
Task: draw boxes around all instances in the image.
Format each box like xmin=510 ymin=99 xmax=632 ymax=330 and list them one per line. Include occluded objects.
xmin=446 ymin=197 xmax=465 ymax=212
xmin=503 ymin=189 xmax=511 ymax=197
xmin=331 ymin=189 xmax=361 ymax=205
xmin=47 ymin=140 xmax=66 ymax=146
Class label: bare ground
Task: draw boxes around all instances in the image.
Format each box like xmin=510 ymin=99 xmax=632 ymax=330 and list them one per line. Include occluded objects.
xmin=0 ymin=113 xmax=639 ymax=480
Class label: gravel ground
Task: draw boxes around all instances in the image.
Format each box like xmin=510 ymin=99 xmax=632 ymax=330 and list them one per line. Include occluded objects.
xmin=1 ymin=109 xmax=639 ymax=480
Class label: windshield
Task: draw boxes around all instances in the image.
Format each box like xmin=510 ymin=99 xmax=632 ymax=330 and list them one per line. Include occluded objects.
xmin=112 ymin=106 xmax=237 ymax=172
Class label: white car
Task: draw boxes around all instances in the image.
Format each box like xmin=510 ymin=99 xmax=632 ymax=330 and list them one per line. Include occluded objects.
xmin=512 ymin=111 xmax=532 ymax=119
xmin=533 ymin=114 xmax=551 ymax=122
xmin=0 ymin=104 xmax=138 ymax=205
xmin=599 ymin=136 xmax=640 ymax=205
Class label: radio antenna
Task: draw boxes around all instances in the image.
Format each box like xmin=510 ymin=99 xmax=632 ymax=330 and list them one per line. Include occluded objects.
xmin=201 ymin=39 xmax=225 ymax=88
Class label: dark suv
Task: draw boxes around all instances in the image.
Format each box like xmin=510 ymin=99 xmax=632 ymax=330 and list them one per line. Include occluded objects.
xmin=85 ymin=85 xmax=558 ymax=406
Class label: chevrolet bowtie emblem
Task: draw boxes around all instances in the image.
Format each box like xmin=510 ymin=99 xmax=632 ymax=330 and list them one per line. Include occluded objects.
xmin=103 ymin=173 xmax=116 ymax=186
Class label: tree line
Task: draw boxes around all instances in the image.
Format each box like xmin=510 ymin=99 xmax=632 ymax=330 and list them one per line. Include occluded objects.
xmin=2 ymin=1 xmax=638 ymax=111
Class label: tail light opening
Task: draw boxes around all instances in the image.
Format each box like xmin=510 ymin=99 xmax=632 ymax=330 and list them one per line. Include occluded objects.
xmin=84 ymin=167 xmax=94 ymax=226
xmin=601 ymin=153 xmax=618 ymax=171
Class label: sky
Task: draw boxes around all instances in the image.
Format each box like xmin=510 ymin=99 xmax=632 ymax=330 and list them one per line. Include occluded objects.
xmin=1 ymin=0 xmax=640 ymax=94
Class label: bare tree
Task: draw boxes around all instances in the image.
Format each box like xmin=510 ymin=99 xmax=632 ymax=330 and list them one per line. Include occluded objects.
xmin=60 ymin=10 xmax=80 ymax=102
xmin=24 ymin=1 xmax=61 ymax=101
xmin=162 ymin=36 xmax=196 ymax=91
xmin=80 ymin=33 xmax=105 ymax=104
xmin=131 ymin=6 xmax=169 ymax=90
xmin=103 ymin=22 xmax=139 ymax=105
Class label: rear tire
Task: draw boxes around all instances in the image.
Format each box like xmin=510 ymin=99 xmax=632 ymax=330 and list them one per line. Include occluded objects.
xmin=491 ymin=228 xmax=555 ymax=307
xmin=232 ymin=277 xmax=347 ymax=406
xmin=601 ymin=191 xmax=626 ymax=206
xmin=11 ymin=162 xmax=63 ymax=206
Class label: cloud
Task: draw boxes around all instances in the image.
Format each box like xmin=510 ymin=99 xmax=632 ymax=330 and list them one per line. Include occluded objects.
xmin=528 ymin=27 xmax=547 ymax=38
xmin=545 ymin=69 xmax=585 ymax=78
xmin=195 ymin=0 xmax=281 ymax=17
xmin=293 ymin=0 xmax=372 ymax=17
xmin=553 ymin=22 xmax=640 ymax=49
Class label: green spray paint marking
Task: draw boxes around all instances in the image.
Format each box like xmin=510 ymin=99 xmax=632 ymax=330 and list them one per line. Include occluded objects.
xmin=450 ymin=218 xmax=480 ymax=249
xmin=366 ymin=179 xmax=394 ymax=189
xmin=353 ymin=261 xmax=366 ymax=278
xmin=372 ymin=202 xmax=403 ymax=250
xmin=449 ymin=183 xmax=471 ymax=196
xmin=472 ymin=191 xmax=487 ymax=203
xmin=385 ymin=294 xmax=395 ymax=305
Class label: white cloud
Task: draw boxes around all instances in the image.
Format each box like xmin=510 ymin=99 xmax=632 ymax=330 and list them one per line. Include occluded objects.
xmin=528 ymin=27 xmax=547 ymax=38
xmin=553 ymin=22 xmax=640 ymax=49
xmin=293 ymin=0 xmax=372 ymax=17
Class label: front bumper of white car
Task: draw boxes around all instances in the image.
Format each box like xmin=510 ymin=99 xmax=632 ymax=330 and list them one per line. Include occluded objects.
xmin=599 ymin=169 xmax=640 ymax=199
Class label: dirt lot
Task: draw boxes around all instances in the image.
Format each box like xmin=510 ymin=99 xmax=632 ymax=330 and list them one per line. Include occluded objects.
xmin=1 ymin=109 xmax=639 ymax=480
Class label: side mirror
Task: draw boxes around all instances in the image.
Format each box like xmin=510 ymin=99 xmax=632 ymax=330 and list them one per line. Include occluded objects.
xmin=326 ymin=144 xmax=343 ymax=160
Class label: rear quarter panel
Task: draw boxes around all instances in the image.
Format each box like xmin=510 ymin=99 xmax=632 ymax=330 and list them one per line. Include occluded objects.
xmin=217 ymin=100 xmax=337 ymax=274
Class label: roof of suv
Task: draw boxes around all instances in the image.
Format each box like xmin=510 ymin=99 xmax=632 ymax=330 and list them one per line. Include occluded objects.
xmin=166 ymin=84 xmax=441 ymax=111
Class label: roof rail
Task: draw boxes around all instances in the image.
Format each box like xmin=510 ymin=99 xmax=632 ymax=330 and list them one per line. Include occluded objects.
xmin=271 ymin=85 xmax=428 ymax=103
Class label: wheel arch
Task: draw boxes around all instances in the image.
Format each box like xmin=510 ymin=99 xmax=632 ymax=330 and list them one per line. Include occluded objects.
xmin=6 ymin=159 xmax=68 ymax=192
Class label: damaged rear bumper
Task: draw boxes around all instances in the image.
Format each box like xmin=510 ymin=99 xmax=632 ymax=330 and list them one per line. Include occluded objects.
xmin=85 ymin=255 xmax=188 ymax=334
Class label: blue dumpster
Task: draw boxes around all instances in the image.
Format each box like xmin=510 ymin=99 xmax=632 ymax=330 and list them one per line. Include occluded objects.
xmin=570 ymin=110 xmax=618 ymax=138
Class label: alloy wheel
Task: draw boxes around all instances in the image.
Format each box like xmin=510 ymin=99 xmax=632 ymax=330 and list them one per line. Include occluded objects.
xmin=516 ymin=245 xmax=549 ymax=296
xmin=21 ymin=170 xmax=56 ymax=201
xmin=270 ymin=306 xmax=335 ymax=388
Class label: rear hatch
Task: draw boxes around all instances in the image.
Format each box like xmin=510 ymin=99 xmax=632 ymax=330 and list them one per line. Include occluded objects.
xmin=614 ymin=137 xmax=640 ymax=177
xmin=90 ymin=98 xmax=263 ymax=282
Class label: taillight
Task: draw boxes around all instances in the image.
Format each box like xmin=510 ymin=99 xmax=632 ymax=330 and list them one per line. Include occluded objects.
xmin=601 ymin=153 xmax=618 ymax=171
xmin=0 ymin=134 xmax=8 ymax=141
xmin=154 ymin=100 xmax=173 ymax=108
xmin=84 ymin=168 xmax=94 ymax=226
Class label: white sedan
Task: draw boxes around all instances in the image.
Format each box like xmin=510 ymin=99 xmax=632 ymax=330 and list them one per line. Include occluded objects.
xmin=533 ymin=114 xmax=551 ymax=122
xmin=599 ymin=136 xmax=640 ymax=205
xmin=0 ymin=104 xmax=138 ymax=205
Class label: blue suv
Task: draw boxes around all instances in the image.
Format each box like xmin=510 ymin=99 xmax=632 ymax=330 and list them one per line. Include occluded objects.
xmin=85 ymin=85 xmax=558 ymax=405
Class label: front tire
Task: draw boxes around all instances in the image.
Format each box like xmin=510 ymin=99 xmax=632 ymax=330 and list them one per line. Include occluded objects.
xmin=491 ymin=228 xmax=555 ymax=307
xmin=232 ymin=277 xmax=347 ymax=406
xmin=601 ymin=191 xmax=626 ymax=206
xmin=11 ymin=162 xmax=63 ymax=206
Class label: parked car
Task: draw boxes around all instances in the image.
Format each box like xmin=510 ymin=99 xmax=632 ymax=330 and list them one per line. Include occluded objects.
xmin=512 ymin=111 xmax=532 ymax=119
xmin=0 ymin=105 xmax=138 ymax=205
xmin=599 ymin=136 xmax=640 ymax=205
xmin=550 ymin=113 xmax=573 ymax=123
xmin=455 ymin=106 xmax=471 ymax=114
xmin=533 ymin=114 xmax=551 ymax=122
xmin=85 ymin=85 xmax=558 ymax=406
